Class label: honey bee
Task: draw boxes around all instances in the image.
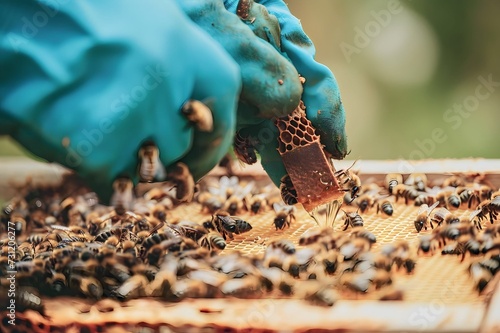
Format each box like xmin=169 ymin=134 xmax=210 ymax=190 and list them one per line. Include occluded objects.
xmin=172 ymin=220 xmax=208 ymax=241
xmin=48 ymin=272 xmax=67 ymax=295
xmin=263 ymin=240 xmax=302 ymax=277
xmin=371 ymin=269 xmax=393 ymax=289
xmin=245 ymin=193 xmax=267 ymax=214
xmin=441 ymin=235 xmax=481 ymax=262
xmin=473 ymin=184 xmax=494 ymax=203
xmin=141 ymin=232 xmax=174 ymax=251
xmin=339 ymin=237 xmax=371 ymax=261
xmin=197 ymin=191 xmax=224 ymax=214
xmin=431 ymin=207 xmax=459 ymax=227
xmin=355 ymin=192 xmax=375 ymax=213
xmin=224 ymin=196 xmax=244 ymax=216
xmin=340 ymin=271 xmax=371 ymax=293
xmin=10 ymin=215 xmax=27 ymax=236
xmin=385 ymin=173 xmax=403 ymax=194
xmin=315 ymin=249 xmax=339 ymax=275
xmin=69 ymin=275 xmax=103 ymax=300
xmin=405 ymin=173 xmax=427 ymax=191
xmin=110 ymin=176 xmax=134 ymax=212
xmin=220 ymin=275 xmax=263 ymax=298
xmin=385 ymin=241 xmax=416 ymax=274
xmin=475 ymin=192 xmax=500 ymax=224
xmin=457 ymin=187 xmax=476 ymax=209
xmin=181 ymin=99 xmax=214 ymax=132
xmin=198 ymin=232 xmax=226 ymax=252
xmin=436 ymin=189 xmax=459 ymax=210
xmin=434 ymin=222 xmax=477 ymax=247
xmin=446 ymin=192 xmax=461 ymax=210
xmin=334 ymin=161 xmax=361 ymax=202
xmin=414 ymin=193 xmax=435 ymax=207
xmin=350 ymin=227 xmax=377 ymax=245
xmin=298 ymin=281 xmax=339 ymax=306
xmin=115 ymin=274 xmax=149 ymax=300
xmin=223 ymin=182 xmax=253 ymax=215
xmin=414 ymin=201 xmax=439 ymax=232
xmin=376 ymin=199 xmax=394 ymax=217
xmin=26 ymin=234 xmax=46 ymax=246
xmin=16 ymin=287 xmax=45 ymax=316
xmin=233 ymin=131 xmax=257 ymax=165
xmin=417 ymin=235 xmax=438 ymax=255
xmin=86 ymin=212 xmax=108 ymax=236
xmin=234 ymin=218 xmax=253 ymax=234
xmin=167 ymin=162 xmax=195 ymax=203
xmin=272 ymin=202 xmax=296 ymax=230
xmin=209 ymin=211 xmax=238 ymax=240
xmin=342 ymin=210 xmax=364 ymax=231
xmin=469 ymin=261 xmax=493 ymax=292
xmin=280 ymin=174 xmax=298 ymax=205
xmin=442 ymin=175 xmax=466 ymax=188
xmin=138 ymin=141 xmax=166 ymax=182
xmin=299 ymin=227 xmax=337 ymax=247
xmin=393 ymin=184 xmax=419 ymax=204
xmin=482 ymin=239 xmax=500 ymax=257
xmin=268 ymin=239 xmax=296 ymax=255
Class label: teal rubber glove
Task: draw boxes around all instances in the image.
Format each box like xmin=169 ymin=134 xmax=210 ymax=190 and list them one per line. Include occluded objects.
xmin=0 ymin=1 xmax=303 ymax=201
xmin=224 ymin=0 xmax=348 ymax=186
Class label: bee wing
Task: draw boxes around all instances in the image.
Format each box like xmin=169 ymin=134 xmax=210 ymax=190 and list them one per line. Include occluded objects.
xmin=232 ymin=181 xmax=254 ymax=199
xmin=243 ymin=194 xmax=253 ymax=211
xmin=208 ymin=186 xmax=225 ymax=198
xmin=218 ymin=176 xmax=239 ymax=198
xmin=469 ymin=208 xmax=482 ymax=221
xmin=432 ymin=207 xmax=449 ymax=220
xmin=221 ymin=176 xmax=239 ymax=188
xmin=285 ymin=205 xmax=296 ymax=214
xmin=427 ymin=201 xmax=440 ymax=215
xmin=273 ymin=202 xmax=286 ymax=213
xmin=50 ymin=225 xmax=72 ymax=232
xmin=416 ymin=204 xmax=430 ymax=216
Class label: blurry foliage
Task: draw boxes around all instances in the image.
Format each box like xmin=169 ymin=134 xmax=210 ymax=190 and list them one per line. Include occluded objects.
xmin=1 ymin=1 xmax=499 ymax=160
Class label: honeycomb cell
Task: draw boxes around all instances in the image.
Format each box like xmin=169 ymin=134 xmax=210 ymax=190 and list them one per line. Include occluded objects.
xmin=167 ymin=198 xmax=485 ymax=304
xmin=281 ymin=131 xmax=292 ymax=144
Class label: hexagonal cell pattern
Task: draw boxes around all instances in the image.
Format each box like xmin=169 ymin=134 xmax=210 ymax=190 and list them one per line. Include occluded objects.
xmin=169 ymin=201 xmax=486 ymax=304
xmin=274 ymin=104 xmax=320 ymax=154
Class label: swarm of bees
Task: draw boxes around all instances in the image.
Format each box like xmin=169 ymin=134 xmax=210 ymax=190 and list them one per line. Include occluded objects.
xmin=329 ymin=170 xmax=500 ymax=294
xmin=1 ymin=168 xmax=499 ymax=319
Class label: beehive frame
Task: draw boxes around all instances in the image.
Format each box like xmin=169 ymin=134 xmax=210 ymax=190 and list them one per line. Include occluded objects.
xmin=1 ymin=157 xmax=500 ymax=333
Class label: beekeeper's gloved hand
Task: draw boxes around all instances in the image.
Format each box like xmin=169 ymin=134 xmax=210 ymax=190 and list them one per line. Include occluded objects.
xmin=221 ymin=0 xmax=348 ymax=185
xmin=0 ymin=0 xmax=347 ymax=202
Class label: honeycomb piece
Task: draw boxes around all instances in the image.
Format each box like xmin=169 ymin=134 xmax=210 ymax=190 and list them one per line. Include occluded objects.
xmin=274 ymin=105 xmax=344 ymax=212
xmin=275 ymin=102 xmax=320 ymax=154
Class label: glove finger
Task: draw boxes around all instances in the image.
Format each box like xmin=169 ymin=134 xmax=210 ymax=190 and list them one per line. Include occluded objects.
xmin=175 ymin=49 xmax=241 ymax=182
xmin=228 ymin=0 xmax=348 ymax=159
xmin=177 ymin=0 xmax=302 ymax=120
xmin=239 ymin=121 xmax=286 ymax=187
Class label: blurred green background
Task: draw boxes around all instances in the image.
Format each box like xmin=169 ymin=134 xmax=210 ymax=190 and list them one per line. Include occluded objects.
xmin=1 ymin=0 xmax=499 ymax=160
xmin=286 ymin=0 xmax=500 ymax=160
